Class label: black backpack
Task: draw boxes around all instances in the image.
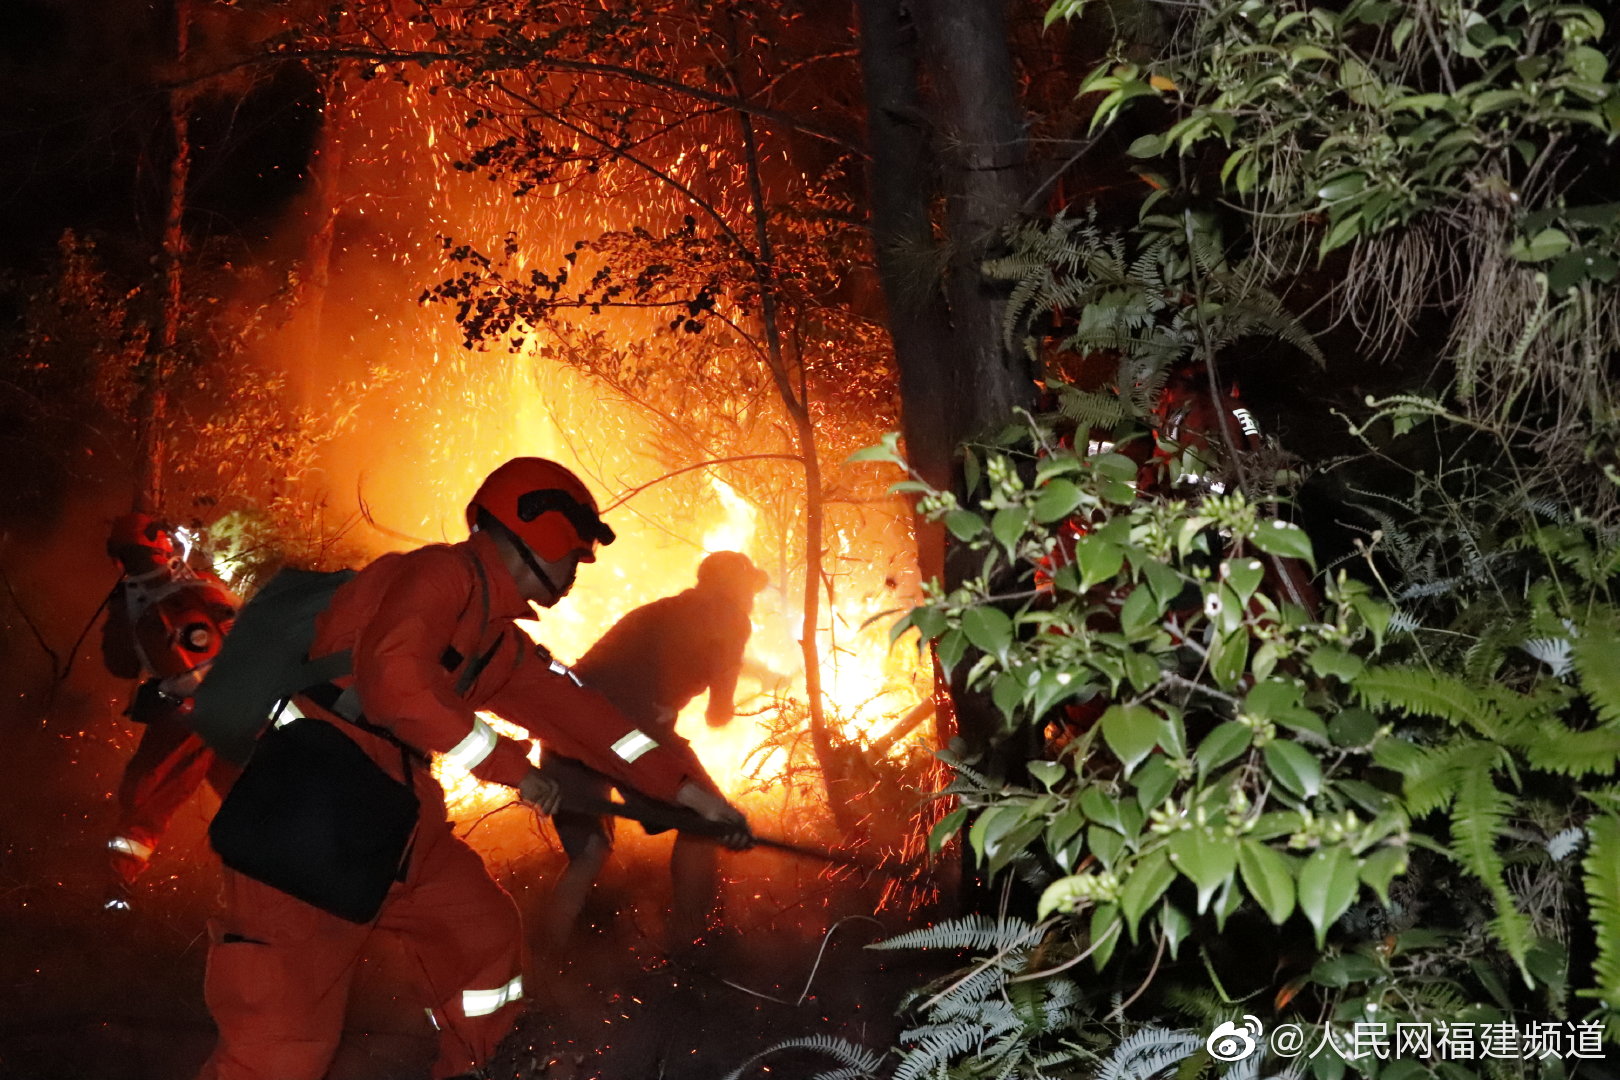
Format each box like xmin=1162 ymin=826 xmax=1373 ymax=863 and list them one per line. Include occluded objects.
xmin=203 ymin=556 xmax=493 ymax=923
xmin=190 ymin=567 xmax=357 ymax=767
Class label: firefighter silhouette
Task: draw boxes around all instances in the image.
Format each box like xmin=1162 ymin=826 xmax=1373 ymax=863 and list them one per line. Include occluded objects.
xmin=99 ymin=513 xmax=239 ymax=910
xmin=539 ymin=550 xmax=769 ymax=950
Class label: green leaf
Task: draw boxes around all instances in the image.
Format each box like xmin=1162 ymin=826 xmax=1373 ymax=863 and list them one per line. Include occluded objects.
xmin=848 ymin=433 xmax=903 ymax=464
xmin=1359 ymin=845 xmax=1408 ymax=906
xmin=1245 ymin=678 xmax=1304 ymax=721
xmin=945 ymin=510 xmax=986 ymax=540
xmin=961 ymin=606 xmax=1014 ymax=662
xmin=992 ymin=506 xmax=1031 ymax=552
xmin=1239 ymin=840 xmax=1297 ymax=924
xmin=1340 ymin=56 xmax=1382 ymax=105
xmin=1119 ymin=585 xmax=1160 ymax=636
xmin=1329 ymin=708 xmax=1378 ymax=747
xmin=1159 ymin=898 xmax=1191 ymax=959
xmin=1092 ymin=452 xmax=1138 ymax=481
xmin=1045 ymin=801 xmax=1086 ymax=869
xmin=991 ymin=669 xmax=1025 ymax=719
xmin=1311 ymin=952 xmax=1385 ymax=988
xmin=1134 ymin=755 xmax=1178 ymax=812
xmin=1033 ymin=479 xmax=1084 ymax=523
xmin=1197 ymin=722 xmax=1252 ymax=777
xmin=1390 ymin=92 xmax=1452 ymax=113
xmin=1298 ymin=846 xmax=1361 ymax=947
xmin=928 ymin=807 xmax=968 ymax=853
xmin=1144 ymin=561 xmax=1187 ymax=609
xmin=1509 ymin=227 xmax=1572 ymax=263
xmin=1088 ymin=824 xmax=1125 ymax=869
xmin=1119 ymin=848 xmax=1176 ymax=936
xmin=1076 ymin=536 xmax=1125 ymax=589
xmin=1038 ymin=874 xmax=1090 ymax=919
xmin=1309 ymin=645 xmax=1365 ymax=682
xmin=1102 ymin=704 xmax=1161 ymax=773
xmin=1028 ymin=760 xmax=1066 ymax=789
xmin=1317 ymin=171 xmax=1368 ymax=201
xmin=936 ymin=628 xmax=967 ymax=672
xmin=1250 ymin=519 xmax=1315 ymax=561
xmin=1169 ymin=828 xmax=1237 ymax=913
xmin=1209 ymin=628 xmax=1249 ymax=689
xmin=1125 ymin=650 xmax=1162 ymax=694
xmin=1221 ymin=557 xmax=1265 ymax=602
xmin=967 ymin=806 xmax=1018 ymax=866
xmin=1320 ymin=212 xmax=1363 ymax=255
xmin=1127 ymin=132 xmax=1168 ymax=158
xmin=1080 ymin=787 xmax=1124 ymax=831
xmin=1090 ymin=904 xmax=1122 ymax=968
xmin=1264 ymin=740 xmax=1324 ymax=798
xmin=989 ymin=819 xmax=1044 ymax=876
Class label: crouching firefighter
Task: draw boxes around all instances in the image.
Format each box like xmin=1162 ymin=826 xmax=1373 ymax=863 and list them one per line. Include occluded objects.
xmin=539 ymin=550 xmax=769 ymax=950
xmin=194 ymin=457 xmax=750 ymax=1080
xmin=100 ymin=513 xmax=239 ymax=912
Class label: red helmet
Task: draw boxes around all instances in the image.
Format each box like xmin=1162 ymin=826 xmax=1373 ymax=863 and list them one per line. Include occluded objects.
xmin=697 ymin=551 xmax=768 ymax=594
xmin=107 ymin=513 xmax=175 ymax=560
xmin=466 ymin=458 xmax=615 ymax=563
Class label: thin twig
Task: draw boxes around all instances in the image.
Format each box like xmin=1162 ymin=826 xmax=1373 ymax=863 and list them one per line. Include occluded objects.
xmin=601 ymin=454 xmax=804 ymax=511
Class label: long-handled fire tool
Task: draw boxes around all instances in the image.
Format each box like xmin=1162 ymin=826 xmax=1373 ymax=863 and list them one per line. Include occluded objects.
xmin=559 ymin=794 xmax=877 ymax=871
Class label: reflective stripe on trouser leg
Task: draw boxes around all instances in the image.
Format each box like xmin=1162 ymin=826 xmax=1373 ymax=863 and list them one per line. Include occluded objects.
xmin=461 ymin=973 xmax=523 ymax=1018
xmin=109 ymin=836 xmax=154 ymax=861
xmin=610 ymin=729 xmax=656 ymax=763
xmin=443 ymin=717 xmax=498 ymax=771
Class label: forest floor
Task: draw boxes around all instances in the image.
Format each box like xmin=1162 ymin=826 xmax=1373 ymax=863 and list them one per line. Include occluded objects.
xmin=0 ymin=705 xmax=944 ymax=1080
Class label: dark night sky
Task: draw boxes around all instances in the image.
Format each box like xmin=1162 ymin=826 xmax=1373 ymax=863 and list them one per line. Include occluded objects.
xmin=0 ymin=0 xmax=322 ymax=274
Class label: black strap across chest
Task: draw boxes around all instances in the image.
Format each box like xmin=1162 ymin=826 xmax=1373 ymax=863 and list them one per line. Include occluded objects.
xmin=304 ymin=547 xmax=500 ymax=769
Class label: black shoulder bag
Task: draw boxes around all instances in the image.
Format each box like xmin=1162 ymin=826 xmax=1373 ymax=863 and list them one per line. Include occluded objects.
xmin=209 ymin=554 xmax=498 ymax=924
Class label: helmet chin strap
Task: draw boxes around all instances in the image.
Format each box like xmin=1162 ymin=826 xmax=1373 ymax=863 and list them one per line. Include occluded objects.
xmin=479 ymin=516 xmax=563 ymax=601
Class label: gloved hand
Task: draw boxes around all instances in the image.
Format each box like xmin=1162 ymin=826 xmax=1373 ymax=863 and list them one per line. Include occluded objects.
xmin=675 ymin=782 xmax=753 ymax=850
xmin=518 ymin=767 xmax=561 ymax=815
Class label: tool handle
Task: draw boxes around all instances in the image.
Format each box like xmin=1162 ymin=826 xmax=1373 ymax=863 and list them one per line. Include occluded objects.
xmin=559 ymin=795 xmax=870 ymax=868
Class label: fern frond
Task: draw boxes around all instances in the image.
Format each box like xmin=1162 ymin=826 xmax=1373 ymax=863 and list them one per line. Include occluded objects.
xmin=1056 ymin=386 xmax=1129 ymax=429
xmin=1521 ymin=726 xmax=1620 ymax=777
xmin=1573 ymin=615 xmax=1620 ymax=726
xmin=721 ymin=1034 xmax=885 ymax=1080
xmin=874 ymin=914 xmax=1037 ymax=953
xmin=1583 ymin=815 xmax=1620 ymax=1008
xmin=1096 ymin=1028 xmax=1203 ymax=1080
xmin=1521 ymin=636 xmax=1574 ymax=677
xmin=1453 ymin=759 xmax=1533 ymax=970
xmin=1547 ymin=826 xmax=1586 ymax=862
xmin=1355 ymin=665 xmax=1497 ymax=733
xmin=895 ymin=1019 xmax=1006 ymax=1080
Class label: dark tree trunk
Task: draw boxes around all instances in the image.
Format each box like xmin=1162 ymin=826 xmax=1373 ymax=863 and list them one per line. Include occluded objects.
xmin=132 ymin=0 xmax=192 ymax=514
xmin=914 ymin=0 xmax=1035 ymax=450
xmin=853 ymin=0 xmax=956 ymax=585
xmin=856 ymin=0 xmax=1035 ymax=768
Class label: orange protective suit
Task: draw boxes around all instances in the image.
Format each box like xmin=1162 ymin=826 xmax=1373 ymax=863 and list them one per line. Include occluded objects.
xmin=101 ymin=565 xmax=239 ymax=888
xmin=199 ymin=530 xmax=707 ymax=1080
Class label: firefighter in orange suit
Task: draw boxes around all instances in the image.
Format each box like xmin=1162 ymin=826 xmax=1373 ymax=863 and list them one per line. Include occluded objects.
xmin=197 ymin=458 xmax=750 ymax=1080
xmin=101 ymin=513 xmax=239 ymax=911
xmin=538 ymin=550 xmax=769 ymax=949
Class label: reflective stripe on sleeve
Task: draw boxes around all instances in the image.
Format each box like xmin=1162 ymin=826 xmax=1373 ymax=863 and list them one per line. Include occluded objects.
xmin=271 ymin=697 xmax=307 ymax=729
xmin=461 ymin=973 xmax=523 ymax=1018
xmin=109 ymin=836 xmax=153 ymax=861
xmin=610 ymin=729 xmax=657 ymax=764
xmin=443 ymin=716 xmax=499 ymax=772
